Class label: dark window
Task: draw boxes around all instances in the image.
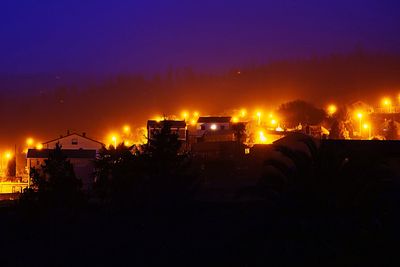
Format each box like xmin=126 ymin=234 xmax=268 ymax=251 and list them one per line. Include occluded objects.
xmin=201 ymin=125 xmax=205 ymax=130
xmin=72 ymin=138 xmax=78 ymax=145
xmin=221 ymin=125 xmax=225 ymax=130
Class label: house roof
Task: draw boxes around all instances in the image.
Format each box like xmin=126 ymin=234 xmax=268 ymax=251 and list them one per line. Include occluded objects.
xmin=147 ymin=120 xmax=186 ymax=128
xmin=27 ymin=149 xmax=97 ymax=159
xmin=43 ymin=132 xmax=104 ymax=146
xmin=197 ymin=116 xmax=232 ymax=123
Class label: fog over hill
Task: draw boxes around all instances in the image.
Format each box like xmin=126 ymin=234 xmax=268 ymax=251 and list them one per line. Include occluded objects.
xmin=1 ymin=51 xmax=400 ymax=148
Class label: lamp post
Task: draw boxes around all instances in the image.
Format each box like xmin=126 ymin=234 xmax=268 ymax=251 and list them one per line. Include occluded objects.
xmin=357 ymin=113 xmax=363 ymax=137
xmin=112 ymin=136 xmax=117 ymax=148
xmin=363 ymin=123 xmax=371 ymax=140
xmin=256 ymin=112 xmax=261 ymax=126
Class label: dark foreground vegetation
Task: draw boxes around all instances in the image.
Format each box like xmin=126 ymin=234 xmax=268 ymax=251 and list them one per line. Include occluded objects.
xmin=1 ymin=125 xmax=400 ymax=266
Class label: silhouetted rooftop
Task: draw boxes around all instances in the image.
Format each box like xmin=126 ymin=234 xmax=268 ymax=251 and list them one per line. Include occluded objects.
xmin=147 ymin=120 xmax=186 ymax=128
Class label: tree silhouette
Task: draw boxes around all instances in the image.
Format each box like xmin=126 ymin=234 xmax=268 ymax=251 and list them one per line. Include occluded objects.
xmin=94 ymin=120 xmax=199 ymax=209
xmin=384 ymin=119 xmax=398 ymax=140
xmin=329 ymin=119 xmax=349 ymax=139
xmin=22 ymin=143 xmax=82 ymax=207
xmin=277 ymin=100 xmax=326 ymax=128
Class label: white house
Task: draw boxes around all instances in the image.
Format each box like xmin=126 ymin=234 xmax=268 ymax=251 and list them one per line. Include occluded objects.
xmin=27 ymin=132 xmax=104 ymax=191
xmin=196 ymin=116 xmax=232 ymax=133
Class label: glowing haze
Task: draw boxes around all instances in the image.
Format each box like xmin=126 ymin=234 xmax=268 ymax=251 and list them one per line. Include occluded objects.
xmin=0 ymin=1 xmax=400 ymax=149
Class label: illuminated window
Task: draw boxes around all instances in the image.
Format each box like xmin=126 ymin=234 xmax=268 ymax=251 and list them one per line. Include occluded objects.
xmin=245 ymin=148 xmax=250 ymax=154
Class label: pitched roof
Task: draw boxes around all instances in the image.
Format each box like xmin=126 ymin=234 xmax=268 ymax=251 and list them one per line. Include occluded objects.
xmin=197 ymin=116 xmax=232 ymax=123
xmin=43 ymin=132 xmax=104 ymax=146
xmin=27 ymin=149 xmax=97 ymax=159
xmin=147 ymin=120 xmax=186 ymax=128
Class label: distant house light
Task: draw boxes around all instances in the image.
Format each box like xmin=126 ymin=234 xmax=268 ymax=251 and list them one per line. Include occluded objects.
xmin=210 ymin=124 xmax=217 ymax=130
xmin=244 ymin=148 xmax=250 ymax=154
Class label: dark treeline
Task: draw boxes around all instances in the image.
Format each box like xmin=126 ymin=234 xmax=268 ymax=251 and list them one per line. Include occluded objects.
xmin=1 ymin=50 xmax=400 ymax=146
xmin=1 ymin=121 xmax=400 ymax=265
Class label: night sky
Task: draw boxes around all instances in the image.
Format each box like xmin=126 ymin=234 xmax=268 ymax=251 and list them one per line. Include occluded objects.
xmin=1 ymin=0 xmax=399 ymax=74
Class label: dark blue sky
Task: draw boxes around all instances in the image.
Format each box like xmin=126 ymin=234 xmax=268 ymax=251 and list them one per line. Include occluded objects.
xmin=1 ymin=0 xmax=399 ymax=74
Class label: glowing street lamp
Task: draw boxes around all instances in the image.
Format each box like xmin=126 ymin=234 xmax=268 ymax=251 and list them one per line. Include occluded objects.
xmin=327 ymin=104 xmax=337 ymax=116
xmin=240 ymin=109 xmax=247 ymax=118
xmin=111 ymin=136 xmax=117 ymax=148
xmin=271 ymin=119 xmax=277 ymax=126
xmin=382 ymin=97 xmax=392 ymax=113
xmin=4 ymin=152 xmax=11 ymax=160
xmin=232 ymin=117 xmax=239 ymax=123
xmin=259 ymin=131 xmax=267 ymax=143
xmin=256 ymin=111 xmax=262 ymax=126
xmin=356 ymin=112 xmax=363 ymax=136
xmin=26 ymin=138 xmax=34 ymax=147
xmin=382 ymin=97 xmax=392 ymax=107
xmin=123 ymin=125 xmax=130 ymax=133
xmin=363 ymin=123 xmax=371 ymax=139
xmin=36 ymin=143 xmax=43 ymax=150
xmin=181 ymin=111 xmax=189 ymax=121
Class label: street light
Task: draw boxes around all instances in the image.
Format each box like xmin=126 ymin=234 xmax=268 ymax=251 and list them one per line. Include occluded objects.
xmin=382 ymin=97 xmax=392 ymax=113
xmin=111 ymin=136 xmax=117 ymax=148
xmin=327 ymin=104 xmax=337 ymax=116
xmin=26 ymin=138 xmax=34 ymax=147
xmin=356 ymin=112 xmax=363 ymax=136
xmin=256 ymin=111 xmax=262 ymax=126
xmin=123 ymin=125 xmax=130 ymax=133
xmin=240 ymin=109 xmax=247 ymax=118
xmin=363 ymin=123 xmax=371 ymax=139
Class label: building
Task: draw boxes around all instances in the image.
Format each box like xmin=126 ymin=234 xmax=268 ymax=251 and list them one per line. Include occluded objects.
xmin=27 ymin=132 xmax=104 ymax=191
xmin=192 ymin=116 xmax=235 ymax=143
xmin=197 ymin=116 xmax=232 ymax=132
xmin=42 ymin=132 xmax=103 ymax=150
xmin=147 ymin=120 xmax=188 ymax=145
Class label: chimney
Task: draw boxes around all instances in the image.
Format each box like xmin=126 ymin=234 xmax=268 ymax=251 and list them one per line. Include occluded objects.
xmin=67 ymin=130 xmax=70 ymax=135
xmin=82 ymin=132 xmax=86 ymax=137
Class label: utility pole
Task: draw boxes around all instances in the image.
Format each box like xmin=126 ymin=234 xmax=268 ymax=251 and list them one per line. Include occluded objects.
xmin=14 ymin=144 xmax=17 ymax=177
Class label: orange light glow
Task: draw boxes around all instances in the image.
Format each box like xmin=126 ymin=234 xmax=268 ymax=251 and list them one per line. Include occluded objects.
xmin=382 ymin=97 xmax=392 ymax=107
xmin=256 ymin=111 xmax=262 ymax=125
xmin=181 ymin=111 xmax=188 ymax=120
xmin=26 ymin=137 xmax=34 ymax=146
xmin=190 ymin=119 xmax=197 ymax=125
xmin=232 ymin=117 xmax=239 ymax=123
xmin=210 ymin=124 xmax=217 ymax=130
xmin=193 ymin=111 xmax=199 ymax=117
xmin=271 ymin=119 xmax=277 ymax=125
xmin=36 ymin=143 xmax=43 ymax=150
xmin=327 ymin=104 xmax=337 ymax=115
xmin=356 ymin=112 xmax=363 ymax=119
xmin=4 ymin=152 xmax=12 ymax=160
xmin=258 ymin=131 xmax=267 ymax=143
xmin=240 ymin=109 xmax=247 ymax=117
xmin=123 ymin=125 xmax=130 ymax=133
